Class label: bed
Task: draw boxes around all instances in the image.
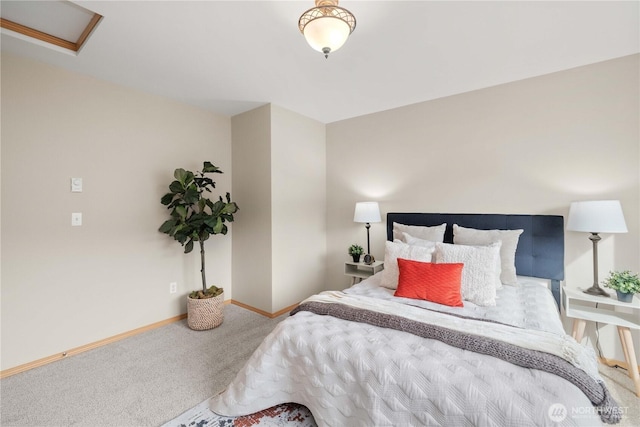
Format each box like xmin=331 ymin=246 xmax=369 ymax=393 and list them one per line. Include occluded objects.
xmin=209 ymin=213 xmax=621 ymax=426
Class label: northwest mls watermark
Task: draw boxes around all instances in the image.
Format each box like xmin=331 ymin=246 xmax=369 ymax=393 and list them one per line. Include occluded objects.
xmin=548 ymin=403 xmax=629 ymax=422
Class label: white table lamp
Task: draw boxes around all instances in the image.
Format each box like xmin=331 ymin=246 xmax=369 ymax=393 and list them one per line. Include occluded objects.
xmin=567 ymin=200 xmax=628 ymax=297
xmin=354 ymin=202 xmax=381 ymax=262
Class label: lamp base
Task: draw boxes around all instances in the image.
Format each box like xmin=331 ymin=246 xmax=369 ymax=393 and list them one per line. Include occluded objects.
xmin=583 ymin=285 xmax=610 ymax=297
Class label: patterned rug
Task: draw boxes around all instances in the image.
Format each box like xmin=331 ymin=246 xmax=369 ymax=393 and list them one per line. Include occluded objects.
xmin=163 ymin=398 xmax=317 ymax=427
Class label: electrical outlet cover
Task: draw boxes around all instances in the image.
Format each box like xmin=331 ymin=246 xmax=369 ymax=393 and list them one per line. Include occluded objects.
xmin=71 ymin=212 xmax=82 ymax=226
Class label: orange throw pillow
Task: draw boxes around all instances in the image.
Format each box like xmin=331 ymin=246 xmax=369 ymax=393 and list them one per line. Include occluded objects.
xmin=394 ymin=258 xmax=464 ymax=307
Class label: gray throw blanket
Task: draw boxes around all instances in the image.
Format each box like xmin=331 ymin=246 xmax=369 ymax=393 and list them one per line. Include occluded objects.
xmin=291 ymin=301 xmax=622 ymax=424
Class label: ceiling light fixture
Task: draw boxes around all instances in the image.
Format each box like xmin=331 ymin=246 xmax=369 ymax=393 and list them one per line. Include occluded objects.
xmin=298 ymin=0 xmax=356 ymax=59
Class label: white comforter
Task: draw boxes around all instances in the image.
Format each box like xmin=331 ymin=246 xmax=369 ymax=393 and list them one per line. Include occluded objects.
xmin=209 ymin=276 xmax=605 ymax=426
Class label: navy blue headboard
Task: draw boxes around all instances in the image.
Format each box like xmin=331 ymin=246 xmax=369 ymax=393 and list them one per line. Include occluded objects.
xmin=386 ymin=213 xmax=565 ymax=307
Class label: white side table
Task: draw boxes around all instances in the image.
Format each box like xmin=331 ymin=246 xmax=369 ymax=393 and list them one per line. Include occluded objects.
xmin=344 ymin=261 xmax=384 ymax=286
xmin=563 ymin=286 xmax=640 ymax=397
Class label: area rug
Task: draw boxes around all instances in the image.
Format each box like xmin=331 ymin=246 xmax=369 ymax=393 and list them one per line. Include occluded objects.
xmin=162 ymin=398 xmax=317 ymax=427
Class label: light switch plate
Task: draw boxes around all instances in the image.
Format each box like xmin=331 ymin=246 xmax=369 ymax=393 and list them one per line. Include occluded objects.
xmin=71 ymin=212 xmax=82 ymax=226
xmin=71 ymin=178 xmax=83 ymax=192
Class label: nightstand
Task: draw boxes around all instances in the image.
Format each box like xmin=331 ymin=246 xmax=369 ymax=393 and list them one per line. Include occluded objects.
xmin=344 ymin=261 xmax=384 ymax=286
xmin=562 ymin=286 xmax=640 ymax=397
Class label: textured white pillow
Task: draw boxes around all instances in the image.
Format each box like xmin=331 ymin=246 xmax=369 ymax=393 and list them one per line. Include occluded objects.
xmin=402 ymin=232 xmax=438 ymax=250
xmin=453 ymin=224 xmax=524 ymax=286
xmin=434 ymin=242 xmax=501 ymax=306
xmin=393 ymin=222 xmax=446 ymax=243
xmin=380 ymin=240 xmax=435 ymax=289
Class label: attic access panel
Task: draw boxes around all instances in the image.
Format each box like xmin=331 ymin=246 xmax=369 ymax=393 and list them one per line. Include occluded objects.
xmin=0 ymin=0 xmax=102 ymax=53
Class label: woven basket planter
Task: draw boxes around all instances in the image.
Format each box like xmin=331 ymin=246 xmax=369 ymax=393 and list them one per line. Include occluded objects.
xmin=187 ymin=292 xmax=224 ymax=331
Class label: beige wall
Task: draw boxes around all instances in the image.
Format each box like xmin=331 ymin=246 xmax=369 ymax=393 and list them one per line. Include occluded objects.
xmin=2 ymin=50 xmax=637 ymax=370
xmin=231 ymin=105 xmax=273 ymax=312
xmin=1 ymin=53 xmax=233 ymax=370
xmin=271 ymin=105 xmax=327 ymax=310
xmin=326 ymin=54 xmax=639 ymax=361
xmin=232 ymin=104 xmax=326 ymax=313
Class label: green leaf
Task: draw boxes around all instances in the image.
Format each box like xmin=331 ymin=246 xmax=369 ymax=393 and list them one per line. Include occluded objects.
xmin=158 ymin=219 xmax=176 ymax=233
xmin=172 ymin=223 xmax=186 ymax=235
xmin=208 ymin=199 xmax=221 ymax=216
xmin=175 ymin=168 xmax=196 ymax=185
xmin=221 ymin=202 xmax=238 ymax=215
xmin=188 ymin=213 xmax=206 ymax=227
xmin=195 ymin=177 xmax=216 ymax=191
xmin=184 ymin=240 xmax=194 ymax=254
xmin=174 ymin=168 xmax=186 ymax=182
xmin=183 ymin=185 xmax=200 ymax=204
xmin=203 ymin=216 xmax=217 ymax=228
xmin=169 ymin=180 xmax=183 ymax=193
xmin=160 ymin=193 xmax=174 ymax=206
xmin=202 ymin=162 xmax=222 ymax=174
xmin=175 ymin=205 xmax=188 ymax=219
xmin=212 ymin=217 xmax=224 ymax=234
xmin=175 ymin=229 xmax=190 ymax=244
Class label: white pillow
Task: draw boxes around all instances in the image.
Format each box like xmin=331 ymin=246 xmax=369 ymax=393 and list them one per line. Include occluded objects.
xmin=393 ymin=222 xmax=446 ymax=243
xmin=434 ymin=242 xmax=501 ymax=306
xmin=380 ymin=240 xmax=435 ymax=289
xmin=402 ymin=232 xmax=438 ymax=250
xmin=453 ymin=224 xmax=524 ymax=286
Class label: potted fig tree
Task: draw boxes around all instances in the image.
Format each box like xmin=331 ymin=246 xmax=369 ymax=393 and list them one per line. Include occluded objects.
xmin=159 ymin=161 xmax=239 ymax=330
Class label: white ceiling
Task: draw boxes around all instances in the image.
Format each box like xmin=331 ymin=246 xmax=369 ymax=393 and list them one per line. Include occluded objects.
xmin=1 ymin=1 xmax=638 ymax=124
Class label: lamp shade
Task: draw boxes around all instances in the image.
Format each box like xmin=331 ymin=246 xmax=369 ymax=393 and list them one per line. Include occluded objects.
xmin=566 ymin=200 xmax=628 ymax=233
xmin=303 ymin=16 xmax=351 ymax=53
xmin=354 ymin=202 xmax=381 ymax=223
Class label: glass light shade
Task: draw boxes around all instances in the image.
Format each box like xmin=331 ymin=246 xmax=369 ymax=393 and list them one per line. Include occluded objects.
xmin=354 ymin=202 xmax=381 ymax=223
xmin=566 ymin=200 xmax=628 ymax=233
xmin=303 ymin=16 xmax=350 ymax=54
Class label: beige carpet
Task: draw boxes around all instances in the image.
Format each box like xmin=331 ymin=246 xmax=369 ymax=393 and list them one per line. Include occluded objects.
xmin=598 ymin=364 xmax=639 ymax=426
xmin=1 ymin=305 xmax=288 ymax=426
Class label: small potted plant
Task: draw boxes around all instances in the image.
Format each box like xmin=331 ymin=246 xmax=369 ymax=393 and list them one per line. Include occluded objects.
xmin=602 ymin=270 xmax=640 ymax=303
xmin=348 ymin=244 xmax=364 ymax=262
